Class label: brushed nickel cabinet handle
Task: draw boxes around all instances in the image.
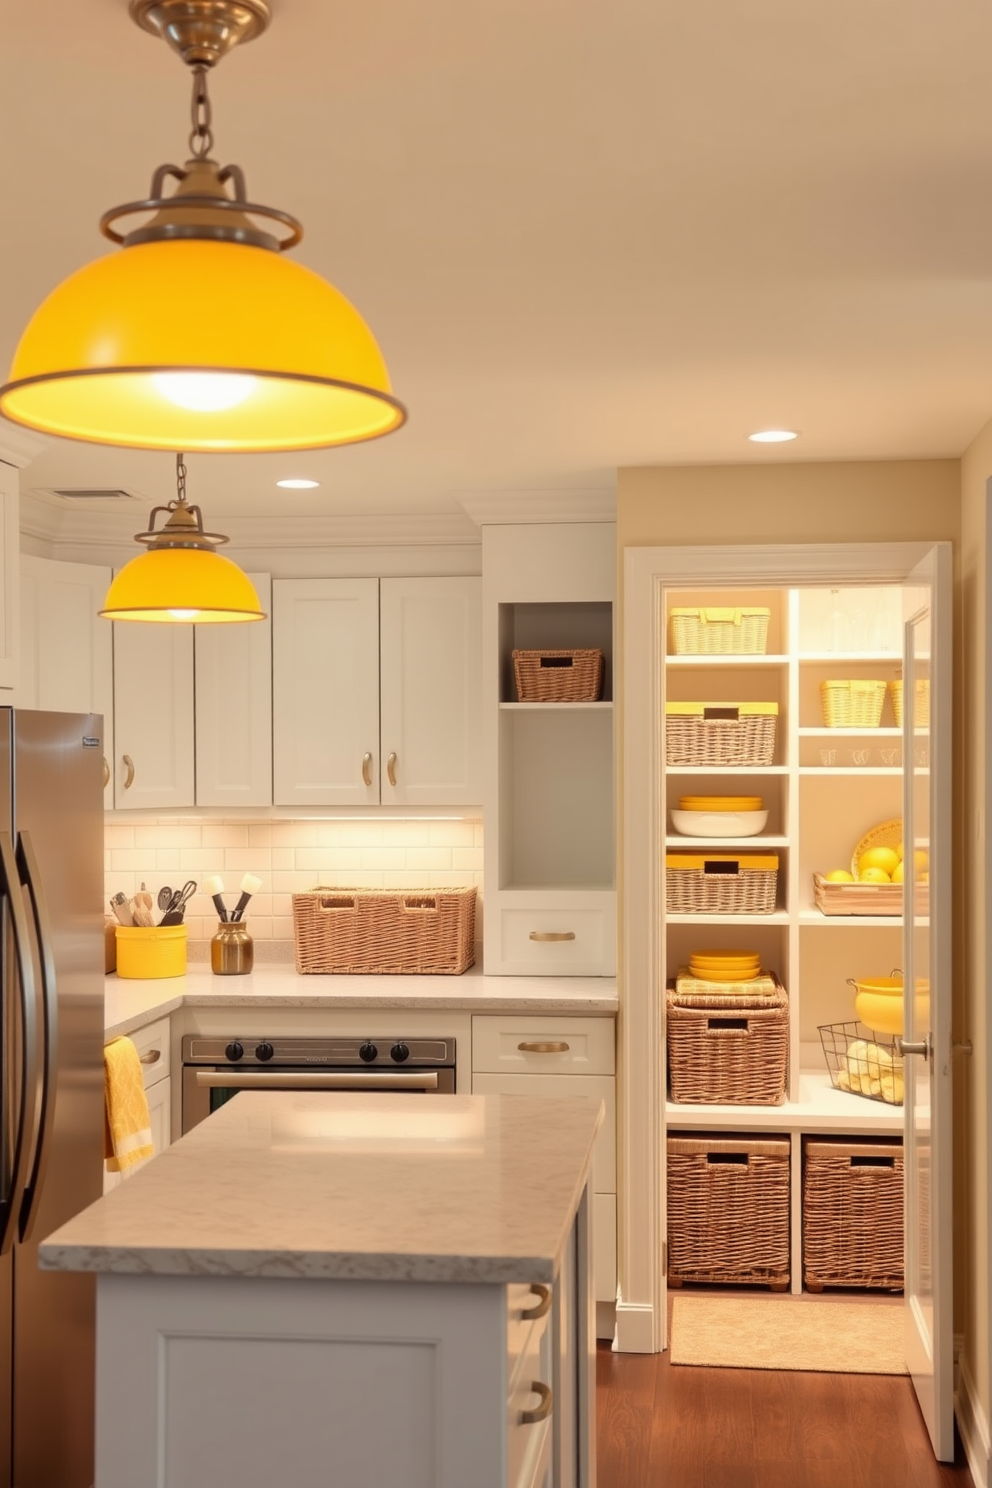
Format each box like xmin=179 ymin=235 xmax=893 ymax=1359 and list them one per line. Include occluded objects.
xmin=520 ymin=1380 xmax=553 ymax=1426
xmin=529 ymin=931 xmax=575 ymax=942
xmin=122 ymin=754 xmax=135 ymax=790
xmin=386 ymin=752 xmax=397 ymax=787
xmin=102 ymin=756 xmax=111 ymax=789
xmin=361 ymin=752 xmax=373 ymax=787
xmin=518 ymin=1041 xmax=570 ymax=1055
xmin=521 ymin=1283 xmax=551 ymax=1320
xmin=138 ymin=1049 xmax=162 ymax=1066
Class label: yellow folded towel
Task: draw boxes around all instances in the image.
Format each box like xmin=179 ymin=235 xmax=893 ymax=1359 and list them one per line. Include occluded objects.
xmin=104 ymin=1037 xmax=154 ymax=1173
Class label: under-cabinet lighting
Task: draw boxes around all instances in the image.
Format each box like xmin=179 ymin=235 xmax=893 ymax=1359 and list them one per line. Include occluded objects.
xmin=276 ymin=478 xmax=320 ymax=489
xmin=748 ymin=429 xmax=799 ymax=443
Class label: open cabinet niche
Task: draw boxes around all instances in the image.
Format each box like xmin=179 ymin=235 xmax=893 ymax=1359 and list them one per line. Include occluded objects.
xmin=618 ymin=542 xmax=950 ymax=1357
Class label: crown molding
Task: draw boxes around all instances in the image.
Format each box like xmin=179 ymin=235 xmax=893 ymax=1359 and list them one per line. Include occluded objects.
xmin=0 ymin=424 xmax=52 ymax=469
xmin=455 ymin=489 xmax=616 ymax=526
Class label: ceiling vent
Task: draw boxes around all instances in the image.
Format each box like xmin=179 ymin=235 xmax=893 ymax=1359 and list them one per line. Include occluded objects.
xmin=48 ymin=487 xmax=139 ymax=502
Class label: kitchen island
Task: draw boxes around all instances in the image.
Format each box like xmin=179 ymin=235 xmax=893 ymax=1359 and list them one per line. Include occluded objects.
xmin=40 ymin=1091 xmax=602 ymax=1488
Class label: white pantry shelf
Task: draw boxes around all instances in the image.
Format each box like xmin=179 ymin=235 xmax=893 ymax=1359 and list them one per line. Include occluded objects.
xmin=665 ymin=910 xmax=791 ymax=926
xmin=498 ymin=701 xmax=614 ymax=711
xmin=798 ymin=726 xmax=902 ymax=737
xmin=665 ymin=654 xmax=789 ymax=667
xmin=664 ymin=835 xmax=789 ymax=849
xmin=666 ymin=765 xmax=789 ymax=776
xmin=665 ymin=1068 xmax=903 ymax=1136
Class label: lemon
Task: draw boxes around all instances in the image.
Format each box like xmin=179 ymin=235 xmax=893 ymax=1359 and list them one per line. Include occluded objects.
xmin=860 ymin=866 xmax=892 ymax=884
xmin=895 ymin=841 xmax=905 ymax=862
xmin=891 ymin=861 xmax=904 ymax=883
xmin=824 ymin=869 xmax=854 ymax=882
xmin=914 ymin=848 xmax=929 ymax=874
xmin=858 ymin=846 xmax=900 ymax=877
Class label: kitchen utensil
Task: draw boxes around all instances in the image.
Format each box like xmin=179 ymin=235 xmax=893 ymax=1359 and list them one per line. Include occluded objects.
xmin=132 ymin=884 xmax=154 ymax=926
xmin=203 ymin=874 xmax=229 ymax=922
xmin=157 ymin=886 xmax=174 ymax=913
xmin=109 ymin=892 xmax=135 ymax=927
xmin=160 ymin=880 xmax=197 ymax=926
xmin=231 ymin=872 xmax=262 ymax=922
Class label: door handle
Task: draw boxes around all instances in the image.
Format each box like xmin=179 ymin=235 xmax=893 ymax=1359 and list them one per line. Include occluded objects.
xmin=15 ymin=831 xmax=59 ymax=1242
xmin=897 ymin=1034 xmax=932 ymax=1061
xmin=521 ymin=1283 xmax=552 ymax=1320
xmin=122 ymin=754 xmax=135 ymax=790
xmin=361 ymin=752 xmax=373 ymax=788
xmin=102 ymin=756 xmax=111 ymax=789
xmin=386 ymin=752 xmax=397 ymax=787
xmin=520 ymin=1380 xmax=553 ymax=1425
xmin=0 ymin=832 xmax=38 ymax=1258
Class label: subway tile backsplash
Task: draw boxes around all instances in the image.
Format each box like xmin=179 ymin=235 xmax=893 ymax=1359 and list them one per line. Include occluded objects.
xmin=105 ymin=817 xmax=484 ymax=960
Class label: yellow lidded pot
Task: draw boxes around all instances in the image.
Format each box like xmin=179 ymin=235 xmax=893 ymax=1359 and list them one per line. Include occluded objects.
xmin=848 ymin=974 xmax=903 ymax=1036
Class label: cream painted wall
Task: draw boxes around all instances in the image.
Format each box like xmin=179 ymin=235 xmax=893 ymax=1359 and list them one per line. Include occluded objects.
xmin=959 ymin=423 xmax=992 ymax=1433
xmin=616 ymin=458 xmax=967 ymax=1371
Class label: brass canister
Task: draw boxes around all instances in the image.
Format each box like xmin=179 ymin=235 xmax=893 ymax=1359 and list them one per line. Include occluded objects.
xmin=211 ymin=919 xmax=254 ymax=976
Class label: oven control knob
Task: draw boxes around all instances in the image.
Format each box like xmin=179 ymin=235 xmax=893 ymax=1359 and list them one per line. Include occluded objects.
xmin=255 ymin=1041 xmax=275 ymax=1062
xmin=390 ymin=1042 xmax=410 ymax=1064
xmin=359 ymin=1041 xmax=378 ymax=1063
xmin=224 ymin=1041 xmax=244 ymax=1062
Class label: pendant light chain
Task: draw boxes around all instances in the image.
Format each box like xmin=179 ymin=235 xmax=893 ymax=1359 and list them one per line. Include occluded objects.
xmin=175 ymin=451 xmax=188 ymax=504
xmin=189 ymin=67 xmax=214 ymax=159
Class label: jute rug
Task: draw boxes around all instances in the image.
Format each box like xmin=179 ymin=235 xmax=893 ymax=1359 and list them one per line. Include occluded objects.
xmin=670 ymin=1295 xmax=908 ymax=1374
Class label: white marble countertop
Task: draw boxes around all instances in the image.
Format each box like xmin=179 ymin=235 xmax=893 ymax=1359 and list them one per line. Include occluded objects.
xmin=104 ymin=960 xmax=619 ymax=1039
xmin=40 ymin=1091 xmax=603 ymax=1285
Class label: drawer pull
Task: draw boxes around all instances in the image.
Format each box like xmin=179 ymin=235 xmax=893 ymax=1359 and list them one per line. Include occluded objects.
xmin=521 ymin=1284 xmax=551 ymax=1320
xmin=138 ymin=1049 xmax=162 ymax=1066
xmin=386 ymin=752 xmax=398 ymax=787
xmin=122 ymin=754 xmax=135 ymax=790
xmin=529 ymin=931 xmax=575 ymax=942
xmin=102 ymin=756 xmax=111 ymax=789
xmin=520 ymin=1380 xmax=553 ymax=1426
xmin=517 ymin=1041 xmax=570 ymax=1055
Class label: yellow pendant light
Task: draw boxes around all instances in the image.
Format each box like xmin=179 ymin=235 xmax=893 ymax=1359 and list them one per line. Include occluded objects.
xmin=0 ymin=0 xmax=406 ymax=453
xmin=101 ymin=454 xmax=266 ymax=623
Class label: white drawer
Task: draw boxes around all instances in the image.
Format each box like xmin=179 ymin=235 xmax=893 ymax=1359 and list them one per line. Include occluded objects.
xmin=507 ymin=1312 xmax=553 ymax=1488
xmin=473 ymin=1015 xmax=615 ymax=1076
xmin=472 ymin=1072 xmax=616 ymax=1193
xmin=506 ymin=1282 xmax=552 ymax=1401
xmin=498 ymin=905 xmax=615 ymax=976
xmin=127 ymin=1017 xmax=171 ymax=1089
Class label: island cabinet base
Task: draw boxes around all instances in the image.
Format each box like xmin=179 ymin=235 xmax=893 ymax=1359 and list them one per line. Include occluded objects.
xmin=93 ymin=1203 xmax=593 ymax=1488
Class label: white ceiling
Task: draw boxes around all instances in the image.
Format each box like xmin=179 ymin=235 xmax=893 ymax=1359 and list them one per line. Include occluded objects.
xmin=4 ymin=0 xmax=992 ymax=527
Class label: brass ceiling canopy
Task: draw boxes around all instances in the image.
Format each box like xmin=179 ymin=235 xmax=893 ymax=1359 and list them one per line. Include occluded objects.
xmin=128 ymin=0 xmax=272 ymax=69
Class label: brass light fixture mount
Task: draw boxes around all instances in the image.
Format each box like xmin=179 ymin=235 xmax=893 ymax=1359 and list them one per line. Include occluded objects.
xmin=137 ymin=453 xmax=230 ymax=552
xmin=129 ymin=0 xmax=272 ymax=70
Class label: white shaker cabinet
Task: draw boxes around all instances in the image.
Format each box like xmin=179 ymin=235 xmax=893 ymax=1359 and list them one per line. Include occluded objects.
xmin=112 ymin=621 xmax=195 ymax=809
xmin=272 ymin=576 xmax=482 ymax=807
xmin=195 ymin=574 xmax=273 ymax=808
xmin=15 ymin=555 xmax=114 ymax=804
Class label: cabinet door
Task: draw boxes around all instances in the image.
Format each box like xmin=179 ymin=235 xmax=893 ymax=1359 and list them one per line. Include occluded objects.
xmin=379 ymin=577 xmax=482 ymax=806
xmin=146 ymin=1077 xmax=172 ymax=1156
xmin=0 ymin=460 xmax=19 ymax=691
xmin=272 ymin=578 xmax=380 ymax=806
xmin=16 ymin=555 xmax=114 ymax=805
xmin=195 ymin=574 xmax=272 ymax=807
xmin=113 ymin=619 xmax=194 ymax=808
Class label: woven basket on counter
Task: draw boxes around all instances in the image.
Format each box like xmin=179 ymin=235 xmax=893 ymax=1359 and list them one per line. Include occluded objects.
xmin=512 ymin=649 xmax=604 ymax=702
xmin=819 ymin=679 xmax=887 ymax=728
xmin=803 ymin=1139 xmax=904 ymax=1292
xmin=666 ymin=854 xmax=779 ymax=915
xmin=293 ymin=886 xmax=477 ymax=975
xmin=666 ymin=975 xmax=788 ymax=1105
xmin=668 ymin=607 xmax=771 ymax=656
xmin=664 ymin=702 xmax=778 ymax=766
xmin=667 ymin=1134 xmax=791 ymax=1289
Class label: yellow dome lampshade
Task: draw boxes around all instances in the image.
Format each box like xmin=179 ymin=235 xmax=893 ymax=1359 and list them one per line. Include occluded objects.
xmin=0 ymin=0 xmax=407 ymax=454
xmin=100 ymin=454 xmax=265 ymax=624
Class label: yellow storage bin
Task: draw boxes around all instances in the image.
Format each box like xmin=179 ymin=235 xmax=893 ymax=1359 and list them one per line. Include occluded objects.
xmin=669 ymin=607 xmax=771 ymax=655
xmin=115 ymin=924 xmax=187 ymax=979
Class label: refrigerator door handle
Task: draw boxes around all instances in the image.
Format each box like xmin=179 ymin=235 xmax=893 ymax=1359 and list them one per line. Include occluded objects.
xmin=15 ymin=831 xmax=59 ymax=1243
xmin=0 ymin=830 xmax=39 ymax=1257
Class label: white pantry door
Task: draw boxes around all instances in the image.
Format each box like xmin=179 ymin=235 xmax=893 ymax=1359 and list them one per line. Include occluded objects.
xmin=900 ymin=543 xmax=954 ymax=1461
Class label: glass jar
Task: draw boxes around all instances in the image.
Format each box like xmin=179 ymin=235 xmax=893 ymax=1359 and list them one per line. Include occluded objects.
xmin=211 ymin=919 xmax=254 ymax=976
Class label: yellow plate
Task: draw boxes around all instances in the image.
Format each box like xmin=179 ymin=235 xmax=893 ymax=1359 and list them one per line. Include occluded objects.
xmin=678 ymin=796 xmax=763 ymax=811
xmin=689 ymin=959 xmax=761 ymax=972
xmin=687 ymin=967 xmax=762 ymax=983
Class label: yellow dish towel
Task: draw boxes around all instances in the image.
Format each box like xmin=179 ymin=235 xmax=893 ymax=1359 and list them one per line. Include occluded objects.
xmin=103 ymin=1037 xmax=153 ymax=1173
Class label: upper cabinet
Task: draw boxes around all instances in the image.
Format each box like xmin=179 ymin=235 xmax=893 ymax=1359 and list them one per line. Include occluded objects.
xmin=15 ymin=555 xmax=114 ymax=804
xmin=0 ymin=460 xmax=20 ymax=691
xmin=272 ymin=577 xmax=483 ymax=808
xmin=112 ymin=621 xmax=195 ymax=810
xmin=482 ymin=524 xmax=616 ymax=976
xmin=195 ymin=574 xmax=273 ymax=809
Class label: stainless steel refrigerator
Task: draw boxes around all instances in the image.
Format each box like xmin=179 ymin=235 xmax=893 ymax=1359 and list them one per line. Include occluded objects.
xmin=0 ymin=709 xmax=104 ymax=1488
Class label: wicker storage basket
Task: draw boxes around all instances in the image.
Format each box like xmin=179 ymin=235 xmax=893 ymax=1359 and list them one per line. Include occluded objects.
xmin=664 ymin=702 xmax=778 ymax=766
xmin=667 ymin=977 xmax=788 ymax=1105
xmin=889 ymin=678 xmax=930 ymax=729
xmin=667 ymin=1134 xmax=791 ymax=1289
xmin=512 ymin=649 xmax=604 ymax=702
xmin=803 ymin=1139 xmax=904 ymax=1292
xmin=293 ymin=887 xmax=477 ymax=974
xmin=666 ymin=854 xmax=779 ymax=915
xmin=819 ymin=679 xmax=887 ymax=728
xmin=669 ymin=607 xmax=771 ymax=656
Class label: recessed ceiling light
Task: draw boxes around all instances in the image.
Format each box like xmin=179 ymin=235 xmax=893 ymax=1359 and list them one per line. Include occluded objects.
xmin=276 ymin=478 xmax=320 ymax=489
xmin=748 ymin=429 xmax=799 ymax=444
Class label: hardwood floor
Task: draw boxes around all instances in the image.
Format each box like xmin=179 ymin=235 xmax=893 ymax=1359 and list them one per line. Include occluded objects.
xmin=596 ymin=1342 xmax=974 ymax=1487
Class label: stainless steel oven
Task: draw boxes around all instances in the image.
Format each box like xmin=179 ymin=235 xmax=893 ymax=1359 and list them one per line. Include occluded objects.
xmin=182 ymin=1034 xmax=457 ymax=1134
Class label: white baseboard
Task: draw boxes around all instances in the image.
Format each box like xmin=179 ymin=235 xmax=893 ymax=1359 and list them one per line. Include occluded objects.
xmin=956 ymin=1349 xmax=990 ymax=1488
xmin=613 ymin=1300 xmax=660 ymax=1354
xmin=596 ymin=1302 xmax=617 ymax=1341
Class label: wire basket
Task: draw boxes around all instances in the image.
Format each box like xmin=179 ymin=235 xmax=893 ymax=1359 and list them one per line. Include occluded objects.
xmin=818 ymin=1021 xmax=904 ymax=1106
